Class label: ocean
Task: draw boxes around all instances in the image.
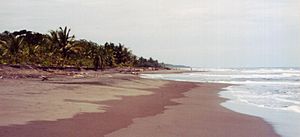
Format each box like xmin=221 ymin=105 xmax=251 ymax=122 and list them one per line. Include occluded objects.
xmin=141 ymin=68 xmax=300 ymax=137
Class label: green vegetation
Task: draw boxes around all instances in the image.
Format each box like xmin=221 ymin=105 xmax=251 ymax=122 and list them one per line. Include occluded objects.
xmin=0 ymin=27 xmax=164 ymax=70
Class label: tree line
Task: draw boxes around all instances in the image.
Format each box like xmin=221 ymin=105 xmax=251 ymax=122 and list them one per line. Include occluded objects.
xmin=0 ymin=27 xmax=165 ymax=70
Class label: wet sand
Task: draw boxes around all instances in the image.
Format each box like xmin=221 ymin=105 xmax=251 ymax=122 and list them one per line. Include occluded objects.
xmin=0 ymin=74 xmax=279 ymax=137
xmin=107 ymin=83 xmax=279 ymax=137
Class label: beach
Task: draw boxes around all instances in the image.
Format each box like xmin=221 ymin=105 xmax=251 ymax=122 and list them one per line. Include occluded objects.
xmin=1 ymin=0 xmax=298 ymax=136
xmin=0 ymin=72 xmax=279 ymax=137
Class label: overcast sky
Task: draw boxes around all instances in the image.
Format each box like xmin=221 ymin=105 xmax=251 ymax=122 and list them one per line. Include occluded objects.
xmin=0 ymin=0 xmax=299 ymax=67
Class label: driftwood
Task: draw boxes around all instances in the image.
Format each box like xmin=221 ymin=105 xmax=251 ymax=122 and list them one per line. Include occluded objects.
xmin=41 ymin=76 xmax=49 ymax=81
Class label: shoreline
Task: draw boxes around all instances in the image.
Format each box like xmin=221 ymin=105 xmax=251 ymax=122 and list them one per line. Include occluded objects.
xmin=0 ymin=74 xmax=279 ymax=137
xmin=219 ymin=87 xmax=300 ymax=137
xmin=142 ymin=69 xmax=300 ymax=137
xmin=107 ymin=80 xmax=279 ymax=137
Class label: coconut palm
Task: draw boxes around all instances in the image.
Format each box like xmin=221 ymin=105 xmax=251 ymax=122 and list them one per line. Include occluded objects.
xmin=0 ymin=40 xmax=6 ymax=63
xmin=89 ymin=44 xmax=108 ymax=71
xmin=19 ymin=30 xmax=46 ymax=65
xmin=47 ymin=26 xmax=75 ymax=67
xmin=98 ymin=45 xmax=109 ymax=70
xmin=0 ymin=34 xmax=24 ymax=64
xmin=115 ymin=44 xmax=134 ymax=66
xmin=0 ymin=28 xmax=164 ymax=69
xmin=104 ymin=42 xmax=116 ymax=67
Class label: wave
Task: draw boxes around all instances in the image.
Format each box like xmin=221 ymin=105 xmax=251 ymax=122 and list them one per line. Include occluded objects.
xmin=284 ymin=106 xmax=300 ymax=113
xmin=192 ymin=67 xmax=300 ymax=73
xmin=221 ymin=80 xmax=300 ymax=85
xmin=141 ymin=74 xmax=300 ymax=85
xmin=140 ymin=74 xmax=164 ymax=79
xmin=240 ymin=68 xmax=300 ymax=74
xmin=187 ymin=73 xmax=300 ymax=79
xmin=193 ymin=68 xmax=238 ymax=72
xmin=141 ymin=68 xmax=300 ymax=114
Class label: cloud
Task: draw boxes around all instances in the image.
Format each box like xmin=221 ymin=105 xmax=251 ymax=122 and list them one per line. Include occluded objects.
xmin=0 ymin=0 xmax=299 ymax=67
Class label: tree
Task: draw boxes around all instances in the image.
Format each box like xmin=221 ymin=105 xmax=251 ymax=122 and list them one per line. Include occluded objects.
xmin=104 ymin=42 xmax=116 ymax=67
xmin=72 ymin=40 xmax=107 ymax=71
xmin=47 ymin=26 xmax=75 ymax=67
xmin=0 ymin=28 xmax=164 ymax=70
xmin=114 ymin=43 xmax=133 ymax=66
xmin=98 ymin=45 xmax=108 ymax=70
xmin=0 ymin=33 xmax=24 ymax=64
xmin=13 ymin=30 xmax=46 ymax=65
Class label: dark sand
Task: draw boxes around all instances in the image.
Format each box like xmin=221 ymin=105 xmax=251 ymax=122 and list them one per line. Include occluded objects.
xmin=0 ymin=78 xmax=279 ymax=137
xmin=107 ymin=82 xmax=280 ymax=137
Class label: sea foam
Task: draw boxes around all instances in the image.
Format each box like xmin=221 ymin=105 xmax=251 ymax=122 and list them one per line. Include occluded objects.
xmin=141 ymin=68 xmax=300 ymax=137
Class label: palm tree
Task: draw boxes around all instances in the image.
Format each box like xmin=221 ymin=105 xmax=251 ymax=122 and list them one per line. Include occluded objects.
xmin=91 ymin=45 xmax=108 ymax=71
xmin=72 ymin=40 xmax=107 ymax=71
xmin=98 ymin=45 xmax=108 ymax=70
xmin=19 ymin=30 xmax=46 ymax=65
xmin=47 ymin=26 xmax=75 ymax=67
xmin=0 ymin=40 xmax=6 ymax=63
xmin=0 ymin=34 xmax=24 ymax=64
xmin=104 ymin=42 xmax=116 ymax=67
xmin=0 ymin=28 xmax=163 ymax=69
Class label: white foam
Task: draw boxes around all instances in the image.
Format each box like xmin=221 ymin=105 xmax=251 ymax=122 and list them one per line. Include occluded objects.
xmin=144 ymin=68 xmax=300 ymax=137
xmin=240 ymin=68 xmax=300 ymax=74
xmin=284 ymin=106 xmax=300 ymax=113
xmin=227 ymin=80 xmax=300 ymax=86
xmin=141 ymin=68 xmax=300 ymax=114
xmin=140 ymin=74 xmax=163 ymax=79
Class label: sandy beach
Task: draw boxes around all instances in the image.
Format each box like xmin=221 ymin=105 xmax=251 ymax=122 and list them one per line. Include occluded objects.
xmin=1 ymin=0 xmax=298 ymax=136
xmin=0 ymin=73 xmax=279 ymax=137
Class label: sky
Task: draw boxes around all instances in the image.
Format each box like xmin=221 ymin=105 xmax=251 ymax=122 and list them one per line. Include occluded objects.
xmin=0 ymin=0 xmax=299 ymax=67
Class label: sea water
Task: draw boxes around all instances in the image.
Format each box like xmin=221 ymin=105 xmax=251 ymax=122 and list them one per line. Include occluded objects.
xmin=141 ymin=68 xmax=300 ymax=137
